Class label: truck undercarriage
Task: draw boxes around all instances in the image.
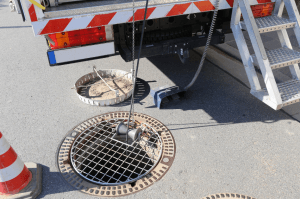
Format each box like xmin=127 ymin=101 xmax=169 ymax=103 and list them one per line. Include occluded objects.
xmin=115 ymin=10 xmax=231 ymax=62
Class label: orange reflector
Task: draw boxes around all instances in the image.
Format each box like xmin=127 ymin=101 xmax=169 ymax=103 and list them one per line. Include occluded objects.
xmin=48 ymin=26 xmax=107 ymax=50
xmin=251 ymin=2 xmax=275 ymax=18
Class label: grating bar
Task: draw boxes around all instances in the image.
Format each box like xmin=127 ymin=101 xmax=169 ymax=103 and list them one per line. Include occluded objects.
xmin=104 ymin=144 xmax=143 ymax=182
xmin=75 ymin=132 xmax=160 ymax=164
xmin=251 ymin=47 xmax=300 ymax=69
xmin=73 ymin=122 xmax=119 ymax=169
xmin=73 ymin=137 xmax=154 ymax=177
xmin=110 ymin=126 xmax=162 ymax=182
xmin=74 ymin=153 xmax=142 ymax=180
xmin=70 ymin=118 xmax=162 ymax=185
xmin=73 ymin=142 xmax=152 ymax=183
xmin=96 ymin=137 xmax=156 ymax=182
xmin=73 ymin=140 xmax=157 ymax=174
xmin=89 ymin=140 xmax=127 ymax=181
xmin=126 ymin=150 xmax=154 ymax=180
xmin=111 ymin=142 xmax=154 ymax=183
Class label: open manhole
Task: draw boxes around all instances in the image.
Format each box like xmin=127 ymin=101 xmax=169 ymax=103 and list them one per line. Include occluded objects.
xmin=56 ymin=112 xmax=176 ymax=197
xmin=75 ymin=69 xmax=133 ymax=106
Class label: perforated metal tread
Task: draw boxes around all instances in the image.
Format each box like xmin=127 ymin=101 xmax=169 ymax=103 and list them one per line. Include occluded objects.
xmin=251 ymin=47 xmax=300 ymax=69
xmin=255 ymin=80 xmax=300 ymax=107
xmin=278 ymin=79 xmax=300 ymax=106
xmin=255 ymin=15 xmax=295 ymax=33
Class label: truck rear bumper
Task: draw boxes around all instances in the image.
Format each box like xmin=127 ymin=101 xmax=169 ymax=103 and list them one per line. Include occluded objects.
xmin=47 ymin=42 xmax=115 ymax=65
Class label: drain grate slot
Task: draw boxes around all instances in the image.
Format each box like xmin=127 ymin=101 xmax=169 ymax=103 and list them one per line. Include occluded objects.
xmin=70 ymin=119 xmax=162 ymax=186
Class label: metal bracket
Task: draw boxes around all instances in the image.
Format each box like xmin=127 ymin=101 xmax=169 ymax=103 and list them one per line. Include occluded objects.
xmin=177 ymin=48 xmax=189 ymax=64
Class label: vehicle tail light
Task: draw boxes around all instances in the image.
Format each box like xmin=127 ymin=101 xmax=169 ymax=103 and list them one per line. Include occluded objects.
xmin=251 ymin=2 xmax=275 ymax=18
xmin=47 ymin=26 xmax=107 ymax=50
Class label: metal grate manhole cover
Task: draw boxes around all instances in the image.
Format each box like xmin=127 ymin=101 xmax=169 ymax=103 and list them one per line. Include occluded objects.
xmin=70 ymin=118 xmax=162 ymax=185
xmin=56 ymin=112 xmax=175 ymax=197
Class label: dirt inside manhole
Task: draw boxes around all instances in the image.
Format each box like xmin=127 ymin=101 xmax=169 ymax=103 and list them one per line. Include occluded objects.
xmin=81 ymin=76 xmax=133 ymax=101
xmin=56 ymin=112 xmax=175 ymax=197
xmin=75 ymin=69 xmax=134 ymax=106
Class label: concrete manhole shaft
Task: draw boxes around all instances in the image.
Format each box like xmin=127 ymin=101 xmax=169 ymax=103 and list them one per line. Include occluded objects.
xmin=56 ymin=112 xmax=175 ymax=197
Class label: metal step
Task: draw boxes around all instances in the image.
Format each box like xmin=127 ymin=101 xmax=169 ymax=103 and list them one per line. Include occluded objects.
xmin=251 ymin=47 xmax=300 ymax=69
xmin=232 ymin=0 xmax=300 ymax=110
xmin=254 ymin=80 xmax=300 ymax=107
xmin=241 ymin=16 xmax=296 ymax=33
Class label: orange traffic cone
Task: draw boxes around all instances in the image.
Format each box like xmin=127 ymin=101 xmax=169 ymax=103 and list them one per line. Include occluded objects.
xmin=0 ymin=132 xmax=32 ymax=195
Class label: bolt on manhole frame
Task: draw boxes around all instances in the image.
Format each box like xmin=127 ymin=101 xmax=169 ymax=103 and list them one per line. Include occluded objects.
xmin=56 ymin=111 xmax=176 ymax=197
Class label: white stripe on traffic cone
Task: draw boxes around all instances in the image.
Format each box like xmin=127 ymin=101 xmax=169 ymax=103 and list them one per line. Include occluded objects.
xmin=0 ymin=132 xmax=32 ymax=195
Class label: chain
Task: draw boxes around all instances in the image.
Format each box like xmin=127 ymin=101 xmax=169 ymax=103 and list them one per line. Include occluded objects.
xmin=126 ymin=0 xmax=136 ymax=143
xmin=131 ymin=0 xmax=135 ymax=121
xmin=126 ymin=0 xmax=149 ymax=144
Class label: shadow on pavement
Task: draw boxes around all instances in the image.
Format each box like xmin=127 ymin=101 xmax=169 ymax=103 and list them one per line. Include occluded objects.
xmin=37 ymin=165 xmax=74 ymax=198
xmin=0 ymin=0 xmax=8 ymax=9
xmin=111 ymin=78 xmax=152 ymax=107
xmin=146 ymin=50 xmax=292 ymax=125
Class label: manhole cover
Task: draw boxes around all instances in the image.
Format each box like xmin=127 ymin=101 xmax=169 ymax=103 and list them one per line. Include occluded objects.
xmin=56 ymin=112 xmax=176 ymax=197
xmin=202 ymin=193 xmax=256 ymax=199
xmin=70 ymin=118 xmax=162 ymax=185
xmin=75 ymin=69 xmax=133 ymax=106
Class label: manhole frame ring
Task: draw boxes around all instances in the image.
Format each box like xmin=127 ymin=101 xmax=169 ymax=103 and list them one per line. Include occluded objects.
xmin=75 ymin=69 xmax=134 ymax=106
xmin=202 ymin=193 xmax=257 ymax=199
xmin=56 ymin=111 xmax=176 ymax=197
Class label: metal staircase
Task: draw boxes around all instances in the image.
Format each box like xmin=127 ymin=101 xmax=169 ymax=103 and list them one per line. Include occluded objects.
xmin=231 ymin=0 xmax=300 ymax=110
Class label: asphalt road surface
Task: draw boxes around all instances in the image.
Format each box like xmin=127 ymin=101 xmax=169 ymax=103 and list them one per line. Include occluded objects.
xmin=1 ymin=1 xmax=300 ymax=199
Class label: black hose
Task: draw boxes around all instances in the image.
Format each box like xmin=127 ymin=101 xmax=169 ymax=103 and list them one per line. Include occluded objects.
xmin=184 ymin=0 xmax=220 ymax=90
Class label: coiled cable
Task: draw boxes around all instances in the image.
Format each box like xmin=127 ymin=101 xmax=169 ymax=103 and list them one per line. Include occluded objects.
xmin=184 ymin=0 xmax=221 ymax=90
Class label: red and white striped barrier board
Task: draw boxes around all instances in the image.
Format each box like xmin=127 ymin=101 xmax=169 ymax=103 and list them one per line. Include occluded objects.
xmin=0 ymin=132 xmax=32 ymax=195
xmin=25 ymin=0 xmax=275 ymax=36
